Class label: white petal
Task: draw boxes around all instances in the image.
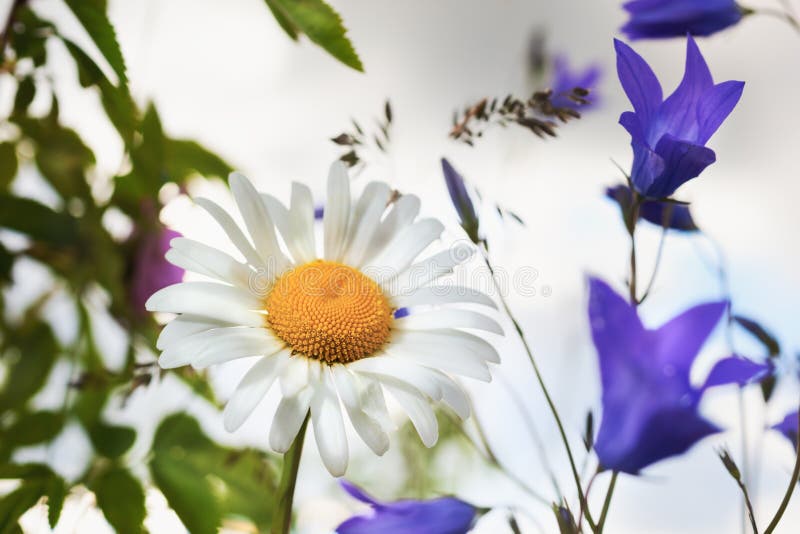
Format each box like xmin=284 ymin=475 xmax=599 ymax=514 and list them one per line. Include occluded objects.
xmin=394 ymin=309 xmax=503 ymax=335
xmin=365 ymin=218 xmax=444 ymax=278
xmin=195 ymin=197 xmax=263 ymax=268
xmin=192 ymin=327 xmax=285 ymax=368
xmin=229 ymin=172 xmax=289 ymax=271
xmin=343 ymin=182 xmax=391 ymax=266
xmin=394 ymin=329 xmax=500 ymax=364
xmin=383 ymin=243 xmax=474 ymax=294
xmin=169 ymin=237 xmax=253 ymax=289
xmin=146 ymin=282 xmax=265 ymax=326
xmin=364 ymin=194 xmax=420 ymax=264
xmin=429 ymin=371 xmax=471 ymax=419
xmin=357 ymin=377 xmax=394 ymax=431
xmin=280 ymin=357 xmax=310 ymax=397
xmin=159 ymin=326 xmax=281 ymax=369
xmin=348 ymin=356 xmax=443 ymax=400
xmin=310 ymin=368 xmax=349 ymax=476
xmin=383 ymin=335 xmax=492 ymax=381
xmin=289 ymin=182 xmax=317 ymax=263
xmin=392 ymin=285 xmax=497 ymax=309
xmin=270 ymin=388 xmax=312 ymax=453
xmin=384 ymin=384 xmax=438 ymax=447
xmin=260 ymin=193 xmax=290 ymax=242
xmin=157 ymin=315 xmax=225 ymax=350
xmin=223 ymin=351 xmax=289 ymax=432
xmin=331 ymin=365 xmax=389 ymax=455
xmin=323 ymin=161 xmax=351 ymax=261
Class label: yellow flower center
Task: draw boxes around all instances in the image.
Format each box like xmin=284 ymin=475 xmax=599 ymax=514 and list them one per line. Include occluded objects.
xmin=265 ymin=260 xmax=393 ymax=364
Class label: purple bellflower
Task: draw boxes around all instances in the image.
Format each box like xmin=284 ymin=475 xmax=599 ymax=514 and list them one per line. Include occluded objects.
xmin=615 ymin=37 xmax=744 ymax=198
xmin=772 ymin=411 xmax=799 ymax=448
xmin=550 ymin=55 xmax=602 ymax=111
xmin=128 ymin=225 xmax=184 ymax=317
xmin=588 ymin=278 xmax=765 ymax=473
xmin=441 ymin=158 xmax=481 ymax=245
xmin=336 ymin=480 xmax=477 ymax=534
xmin=621 ymin=0 xmax=744 ymax=40
xmin=606 ymin=184 xmax=699 ymax=232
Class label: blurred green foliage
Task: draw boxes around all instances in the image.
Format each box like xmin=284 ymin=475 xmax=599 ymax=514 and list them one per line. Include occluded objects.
xmin=0 ymin=0 xmax=303 ymax=531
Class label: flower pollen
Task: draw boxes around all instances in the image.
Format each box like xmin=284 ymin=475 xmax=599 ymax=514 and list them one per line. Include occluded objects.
xmin=265 ymin=260 xmax=393 ymax=364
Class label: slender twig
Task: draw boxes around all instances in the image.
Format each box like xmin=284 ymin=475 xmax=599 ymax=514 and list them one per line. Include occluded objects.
xmin=449 ymin=411 xmax=550 ymax=505
xmin=495 ymin=371 xmax=564 ymax=499
xmin=596 ymin=472 xmax=618 ymax=533
xmin=637 ymin=226 xmax=667 ymax=304
xmin=751 ymin=5 xmax=800 ymax=33
xmin=739 ymin=391 xmax=751 ymax=534
xmin=762 ymin=407 xmax=800 ymax=534
xmin=272 ymin=415 xmax=309 ymax=534
xmin=481 ymin=246 xmax=599 ymax=532
xmin=577 ymin=467 xmax=601 ymax=528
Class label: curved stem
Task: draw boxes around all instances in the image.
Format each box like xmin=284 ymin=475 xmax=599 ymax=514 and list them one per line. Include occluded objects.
xmin=638 ymin=226 xmax=667 ymax=305
xmin=482 ymin=249 xmax=598 ymax=532
xmin=596 ymin=471 xmax=618 ymax=533
xmin=450 ymin=409 xmax=551 ymax=505
xmin=763 ymin=407 xmax=800 ymax=534
xmin=495 ymin=371 xmax=565 ymax=498
xmin=750 ymin=5 xmax=800 ymax=33
xmin=272 ymin=415 xmax=309 ymax=534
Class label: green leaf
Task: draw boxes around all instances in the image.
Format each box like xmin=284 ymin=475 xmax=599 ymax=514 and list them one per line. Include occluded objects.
xmin=167 ymin=139 xmax=233 ymax=182
xmin=264 ymin=0 xmax=299 ymax=40
xmin=150 ymin=455 xmax=220 ymax=534
xmin=2 ymin=411 xmax=65 ymax=446
xmin=0 ymin=143 xmax=17 ymax=191
xmin=267 ymin=0 xmax=363 ymax=71
xmin=89 ymin=423 xmax=136 ymax=459
xmin=45 ymin=475 xmax=67 ymax=528
xmin=0 ymin=463 xmax=53 ymax=479
xmin=63 ymin=0 xmax=128 ymax=87
xmin=0 ymin=242 xmax=13 ymax=283
xmin=0 ymin=322 xmax=58 ymax=413
xmin=0 ymin=194 xmax=80 ymax=245
xmin=150 ymin=414 xmax=278 ymax=532
xmin=13 ymin=79 xmax=35 ymax=116
xmin=61 ymin=39 xmax=137 ymax=146
xmin=0 ymin=481 xmax=46 ymax=534
xmin=91 ymin=466 xmax=145 ymax=534
xmin=13 ymin=116 xmax=95 ymax=201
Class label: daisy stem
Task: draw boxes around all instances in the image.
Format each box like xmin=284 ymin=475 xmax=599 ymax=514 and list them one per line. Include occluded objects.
xmin=272 ymin=415 xmax=310 ymax=534
xmin=762 ymin=405 xmax=800 ymax=534
xmin=480 ymin=248 xmax=599 ymax=533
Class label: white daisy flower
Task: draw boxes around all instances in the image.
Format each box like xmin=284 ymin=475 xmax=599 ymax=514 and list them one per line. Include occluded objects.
xmin=146 ymin=162 xmax=501 ymax=476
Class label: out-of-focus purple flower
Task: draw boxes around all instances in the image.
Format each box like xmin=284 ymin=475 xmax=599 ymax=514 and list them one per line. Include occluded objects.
xmin=587 ymin=278 xmax=763 ymax=473
xmin=129 ymin=225 xmax=184 ymax=317
xmin=393 ymin=307 xmax=410 ymax=319
xmin=702 ymin=355 xmax=774 ymax=389
xmin=615 ymin=37 xmax=744 ymax=198
xmin=314 ymin=205 xmax=324 ymax=220
xmin=336 ymin=480 xmax=476 ymax=534
xmin=550 ymin=55 xmax=602 ymax=110
xmin=621 ymin=0 xmax=744 ymax=40
xmin=772 ymin=411 xmax=799 ymax=448
xmin=441 ymin=158 xmax=480 ymax=244
xmin=606 ymin=184 xmax=699 ymax=231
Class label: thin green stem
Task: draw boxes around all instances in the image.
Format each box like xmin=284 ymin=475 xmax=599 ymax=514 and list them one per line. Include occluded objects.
xmin=638 ymin=226 xmax=666 ymax=305
xmin=272 ymin=415 xmax=309 ymax=534
xmin=482 ymin=249 xmax=598 ymax=532
xmin=448 ymin=410 xmax=550 ymax=505
xmin=763 ymin=406 xmax=800 ymax=534
xmin=495 ymin=371 xmax=564 ymax=499
xmin=596 ymin=471 xmax=618 ymax=533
